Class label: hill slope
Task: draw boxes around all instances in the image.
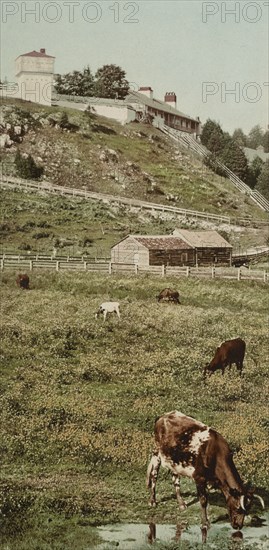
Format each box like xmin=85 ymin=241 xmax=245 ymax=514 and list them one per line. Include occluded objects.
xmin=1 ymin=98 xmax=268 ymax=220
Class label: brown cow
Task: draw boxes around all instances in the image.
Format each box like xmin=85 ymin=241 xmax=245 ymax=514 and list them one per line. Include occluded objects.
xmin=146 ymin=411 xmax=264 ymax=541
xmin=16 ymin=273 xmax=30 ymax=290
xmin=204 ymin=338 xmax=246 ymax=378
xmin=157 ymin=288 xmax=180 ymax=304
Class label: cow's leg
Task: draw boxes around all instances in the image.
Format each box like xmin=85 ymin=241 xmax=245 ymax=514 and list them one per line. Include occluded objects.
xmin=172 ymin=474 xmax=186 ymax=510
xmin=196 ymin=482 xmax=210 ymax=541
xmin=116 ymin=308 xmax=120 ymax=319
xmin=236 ymin=362 xmax=243 ymax=376
xmin=146 ymin=453 xmax=161 ymax=507
xmin=103 ymin=310 xmax=107 ymax=321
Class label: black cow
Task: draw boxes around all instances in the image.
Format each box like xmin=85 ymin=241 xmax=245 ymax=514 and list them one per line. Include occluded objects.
xmin=204 ymin=338 xmax=246 ymax=378
xmin=146 ymin=411 xmax=264 ymax=541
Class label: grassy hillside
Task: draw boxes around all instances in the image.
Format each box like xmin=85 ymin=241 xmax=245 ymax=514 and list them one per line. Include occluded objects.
xmin=1 ymin=187 xmax=269 ymax=258
xmin=0 ymin=271 xmax=268 ymax=549
xmin=1 ymin=98 xmax=268 ymax=222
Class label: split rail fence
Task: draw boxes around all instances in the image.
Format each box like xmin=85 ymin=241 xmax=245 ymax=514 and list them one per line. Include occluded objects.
xmin=1 ymin=254 xmax=267 ymax=283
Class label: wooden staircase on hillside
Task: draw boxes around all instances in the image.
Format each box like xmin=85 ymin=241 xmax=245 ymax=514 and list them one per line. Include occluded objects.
xmin=162 ymin=125 xmax=269 ymax=213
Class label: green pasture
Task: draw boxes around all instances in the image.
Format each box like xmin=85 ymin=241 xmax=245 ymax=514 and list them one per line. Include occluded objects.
xmin=0 ymin=271 xmax=268 ymax=549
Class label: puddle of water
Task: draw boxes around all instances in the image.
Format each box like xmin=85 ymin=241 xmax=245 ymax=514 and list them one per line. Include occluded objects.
xmin=94 ymin=512 xmax=269 ymax=549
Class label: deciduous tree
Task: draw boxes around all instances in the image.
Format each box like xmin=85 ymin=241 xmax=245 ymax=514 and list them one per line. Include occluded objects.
xmin=94 ymin=64 xmax=129 ymax=99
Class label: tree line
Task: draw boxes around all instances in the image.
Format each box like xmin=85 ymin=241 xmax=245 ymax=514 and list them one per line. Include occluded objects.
xmin=54 ymin=64 xmax=129 ymax=100
xmin=201 ymin=120 xmax=269 ymax=199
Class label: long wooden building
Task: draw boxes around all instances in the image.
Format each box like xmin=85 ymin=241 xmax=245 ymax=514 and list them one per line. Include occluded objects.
xmin=111 ymin=231 xmax=232 ymax=267
xmin=172 ymin=229 xmax=232 ymax=266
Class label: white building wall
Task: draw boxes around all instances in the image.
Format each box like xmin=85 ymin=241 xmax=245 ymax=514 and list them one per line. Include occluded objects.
xmin=17 ymin=73 xmax=53 ymax=105
xmin=92 ymin=104 xmax=136 ymax=125
xmin=14 ymin=53 xmax=55 ymax=106
xmin=111 ymin=237 xmax=149 ymax=265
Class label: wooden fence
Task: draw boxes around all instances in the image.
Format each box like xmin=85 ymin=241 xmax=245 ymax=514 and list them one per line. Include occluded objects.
xmin=1 ymin=255 xmax=267 ymax=282
xmin=1 ymin=175 xmax=269 ymax=228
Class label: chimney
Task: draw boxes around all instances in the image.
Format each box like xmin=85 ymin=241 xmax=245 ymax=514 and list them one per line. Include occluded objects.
xmin=164 ymin=92 xmax=177 ymax=109
xmin=40 ymin=48 xmax=46 ymax=54
xmin=138 ymin=86 xmax=153 ymax=100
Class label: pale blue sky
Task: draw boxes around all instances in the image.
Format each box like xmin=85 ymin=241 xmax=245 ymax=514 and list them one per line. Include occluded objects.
xmin=1 ymin=0 xmax=268 ymax=133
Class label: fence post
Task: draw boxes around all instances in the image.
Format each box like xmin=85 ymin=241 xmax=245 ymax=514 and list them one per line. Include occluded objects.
xmin=162 ymin=264 xmax=165 ymax=277
xmin=237 ymin=268 xmax=241 ymax=281
xmin=56 ymin=261 xmax=59 ymax=272
xmin=29 ymin=260 xmax=33 ymax=271
xmin=186 ymin=266 xmax=190 ymax=277
xmin=108 ymin=262 xmax=112 ymax=275
xmin=134 ymin=264 xmax=138 ymax=275
xmin=211 ymin=266 xmax=215 ymax=279
xmin=84 ymin=261 xmax=87 ymax=271
xmin=264 ymin=271 xmax=267 ymax=283
xmin=1 ymin=258 xmax=4 ymax=271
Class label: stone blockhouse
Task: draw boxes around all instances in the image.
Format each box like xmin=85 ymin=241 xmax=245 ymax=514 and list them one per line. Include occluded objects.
xmin=1 ymin=48 xmax=55 ymax=106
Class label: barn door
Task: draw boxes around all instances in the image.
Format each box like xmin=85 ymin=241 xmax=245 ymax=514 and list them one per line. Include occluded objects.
xmin=134 ymin=252 xmax=139 ymax=265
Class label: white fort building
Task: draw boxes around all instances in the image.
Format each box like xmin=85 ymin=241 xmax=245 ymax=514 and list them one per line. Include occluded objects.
xmin=2 ymin=48 xmax=200 ymax=134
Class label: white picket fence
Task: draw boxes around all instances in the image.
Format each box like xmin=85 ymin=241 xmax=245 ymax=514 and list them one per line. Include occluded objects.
xmin=1 ymin=255 xmax=267 ymax=282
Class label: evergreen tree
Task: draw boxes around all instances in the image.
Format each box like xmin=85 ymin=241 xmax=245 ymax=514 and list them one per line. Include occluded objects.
xmin=207 ymin=128 xmax=224 ymax=155
xmin=246 ymin=156 xmax=264 ymax=189
xmin=200 ymin=119 xmax=223 ymax=149
xmin=256 ymin=159 xmax=269 ymax=200
xmin=262 ymin=130 xmax=269 ymax=153
xmin=247 ymin=125 xmax=264 ymax=149
xmin=94 ymin=64 xmax=129 ymax=99
xmin=220 ymin=141 xmax=248 ymax=182
xmin=232 ymin=128 xmax=247 ymax=147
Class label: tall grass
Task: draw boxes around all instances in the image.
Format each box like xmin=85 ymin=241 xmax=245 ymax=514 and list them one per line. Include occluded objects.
xmin=0 ymin=271 xmax=268 ymax=547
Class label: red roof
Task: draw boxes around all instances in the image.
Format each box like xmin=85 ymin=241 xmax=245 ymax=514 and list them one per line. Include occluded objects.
xmin=18 ymin=49 xmax=55 ymax=59
xmin=134 ymin=236 xmax=193 ymax=250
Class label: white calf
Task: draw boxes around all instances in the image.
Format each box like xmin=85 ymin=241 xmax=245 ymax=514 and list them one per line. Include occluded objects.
xmin=95 ymin=301 xmax=120 ymax=321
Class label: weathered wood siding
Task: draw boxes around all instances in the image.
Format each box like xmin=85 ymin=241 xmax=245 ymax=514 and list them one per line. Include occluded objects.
xmin=149 ymin=249 xmax=195 ymax=266
xmin=196 ymin=247 xmax=232 ymax=266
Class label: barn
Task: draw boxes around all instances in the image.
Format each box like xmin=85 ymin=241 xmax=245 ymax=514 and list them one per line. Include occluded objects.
xmin=173 ymin=229 xmax=232 ymax=266
xmin=111 ymin=231 xmax=232 ymax=267
xmin=111 ymin=235 xmax=195 ymax=267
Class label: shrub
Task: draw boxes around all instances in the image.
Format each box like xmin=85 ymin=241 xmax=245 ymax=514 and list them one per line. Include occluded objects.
xmin=15 ymin=151 xmax=43 ymax=180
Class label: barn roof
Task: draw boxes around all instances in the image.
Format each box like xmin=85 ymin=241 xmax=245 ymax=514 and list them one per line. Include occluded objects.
xmin=132 ymin=235 xmax=193 ymax=250
xmin=173 ymin=229 xmax=232 ymax=248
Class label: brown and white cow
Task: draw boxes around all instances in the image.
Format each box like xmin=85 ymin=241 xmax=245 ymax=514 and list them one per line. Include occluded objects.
xmin=157 ymin=288 xmax=180 ymax=304
xmin=16 ymin=273 xmax=30 ymax=290
xmin=146 ymin=411 xmax=264 ymax=539
xmin=204 ymin=338 xmax=246 ymax=378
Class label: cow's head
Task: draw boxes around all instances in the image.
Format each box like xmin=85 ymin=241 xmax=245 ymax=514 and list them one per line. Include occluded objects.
xmin=203 ymin=364 xmax=213 ymax=378
xmin=227 ymin=488 xmax=264 ymax=530
xmin=95 ymin=307 xmax=102 ymax=319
